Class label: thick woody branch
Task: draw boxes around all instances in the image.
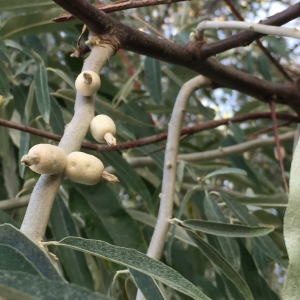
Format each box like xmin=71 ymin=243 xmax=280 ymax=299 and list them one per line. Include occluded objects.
xmin=51 ymin=0 xmax=300 ymax=113
xmin=20 ymin=44 xmax=115 ymax=243
xmin=1 ymin=112 xmax=298 ymax=152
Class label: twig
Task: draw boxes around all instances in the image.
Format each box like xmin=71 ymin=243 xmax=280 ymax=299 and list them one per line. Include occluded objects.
xmin=196 ymin=20 xmax=300 ymax=41
xmin=270 ymin=102 xmax=289 ymax=193
xmin=0 ymin=195 xmax=31 ymax=210
xmin=127 ymin=13 xmax=167 ymax=40
xmin=178 ymin=131 xmax=295 ymax=162
xmin=223 ymin=0 xmax=293 ymax=82
xmin=20 ymin=43 xmax=115 ymax=244
xmin=103 ymin=131 xmax=296 ymax=173
xmin=146 ymin=76 xmax=210 ymax=260
xmin=136 ymin=76 xmax=210 ymax=300
xmin=1 ymin=112 xmax=298 ymax=152
xmin=0 ymin=132 xmax=293 ymax=212
xmin=246 ymin=121 xmax=292 ymax=139
xmin=142 ymin=134 xmax=190 ymax=156
xmin=52 ymin=0 xmax=191 ymax=23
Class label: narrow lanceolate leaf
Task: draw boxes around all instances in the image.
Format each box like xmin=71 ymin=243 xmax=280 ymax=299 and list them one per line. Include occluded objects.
xmin=0 ymin=271 xmax=113 ymax=300
xmin=181 ymin=220 xmax=273 ymax=237
xmin=46 ymin=68 xmax=75 ymax=89
xmin=0 ymin=209 xmax=19 ymax=227
xmin=0 ymin=60 xmax=10 ymax=97
xmin=130 ymin=270 xmax=166 ymax=300
xmin=239 ymin=241 xmax=280 ymax=300
xmin=0 ymin=245 xmax=41 ymax=276
xmin=204 ymin=168 xmax=247 ymax=180
xmin=0 ymin=8 xmax=74 ymax=39
xmin=204 ymin=195 xmax=240 ymax=270
xmin=35 ymin=64 xmax=51 ymax=124
xmin=101 ymin=152 xmax=154 ymax=214
xmin=50 ymin=96 xmax=65 ymax=135
xmin=144 ymin=57 xmax=162 ymax=104
xmin=221 ymin=194 xmax=287 ymax=269
xmin=0 ymin=224 xmax=62 ymax=281
xmin=71 ymin=183 xmax=147 ymax=253
xmin=283 ymin=137 xmax=300 ymax=300
xmin=0 ymin=0 xmax=55 ymax=12
xmin=50 ymin=195 xmax=94 ymax=290
xmin=50 ymin=237 xmax=212 ymax=300
xmin=186 ymin=232 xmax=253 ymax=300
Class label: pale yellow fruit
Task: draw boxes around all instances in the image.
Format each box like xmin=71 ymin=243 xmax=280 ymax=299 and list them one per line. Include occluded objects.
xmin=75 ymin=70 xmax=101 ymax=96
xmin=64 ymin=152 xmax=104 ymax=185
xmin=243 ymin=150 xmax=255 ymax=161
xmin=274 ymin=147 xmax=286 ymax=160
xmin=21 ymin=144 xmax=67 ymax=175
xmin=90 ymin=115 xmax=116 ymax=144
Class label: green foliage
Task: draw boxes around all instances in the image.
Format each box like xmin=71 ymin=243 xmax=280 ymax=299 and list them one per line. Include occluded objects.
xmin=0 ymin=0 xmax=296 ymax=299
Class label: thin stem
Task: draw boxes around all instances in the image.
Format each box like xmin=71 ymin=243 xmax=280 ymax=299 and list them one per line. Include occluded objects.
xmin=52 ymin=0 xmax=191 ymax=23
xmin=104 ymin=131 xmax=296 ymax=173
xmin=127 ymin=13 xmax=167 ymax=40
xmin=1 ymin=131 xmax=294 ymax=212
xmin=0 ymin=113 xmax=298 ymax=152
xmin=196 ymin=20 xmax=300 ymax=40
xmin=246 ymin=121 xmax=292 ymax=139
xmin=223 ymin=0 xmax=293 ymax=82
xmin=270 ymin=102 xmax=289 ymax=193
xmin=20 ymin=44 xmax=115 ymax=244
xmin=136 ymin=76 xmax=210 ymax=300
xmin=147 ymin=76 xmax=210 ymax=260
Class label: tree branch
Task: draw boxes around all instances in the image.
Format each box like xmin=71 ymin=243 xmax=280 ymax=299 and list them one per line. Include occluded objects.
xmin=196 ymin=21 xmax=300 ymax=41
xmin=146 ymin=76 xmax=210 ymax=261
xmin=20 ymin=44 xmax=115 ymax=244
xmin=53 ymin=0 xmax=191 ymax=23
xmin=223 ymin=0 xmax=293 ymax=82
xmin=200 ymin=2 xmax=300 ymax=59
xmin=1 ymin=112 xmax=298 ymax=152
xmin=1 ymin=132 xmax=293 ymax=212
xmin=104 ymin=131 xmax=296 ymax=173
xmin=51 ymin=0 xmax=300 ymax=113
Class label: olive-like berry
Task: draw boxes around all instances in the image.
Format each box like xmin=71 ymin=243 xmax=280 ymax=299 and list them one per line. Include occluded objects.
xmin=64 ymin=152 xmax=119 ymax=185
xmin=21 ymin=144 xmax=67 ymax=175
xmin=90 ymin=114 xmax=116 ymax=146
xmin=75 ymin=71 xmax=101 ymax=96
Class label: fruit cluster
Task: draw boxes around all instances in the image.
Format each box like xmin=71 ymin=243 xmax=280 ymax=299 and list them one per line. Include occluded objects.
xmin=21 ymin=71 xmax=118 ymax=186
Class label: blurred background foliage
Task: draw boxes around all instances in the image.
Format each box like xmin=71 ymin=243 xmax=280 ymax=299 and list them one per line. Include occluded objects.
xmin=0 ymin=0 xmax=298 ymax=299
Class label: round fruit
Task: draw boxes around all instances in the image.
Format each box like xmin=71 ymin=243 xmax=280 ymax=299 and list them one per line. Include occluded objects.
xmin=21 ymin=144 xmax=67 ymax=175
xmin=64 ymin=152 xmax=104 ymax=185
xmin=75 ymin=70 xmax=101 ymax=96
xmin=90 ymin=114 xmax=116 ymax=145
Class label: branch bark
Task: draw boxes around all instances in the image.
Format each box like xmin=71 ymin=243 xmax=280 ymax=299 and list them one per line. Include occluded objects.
xmin=20 ymin=44 xmax=115 ymax=243
xmin=223 ymin=0 xmax=293 ymax=82
xmin=147 ymin=76 xmax=210 ymax=260
xmin=1 ymin=113 xmax=298 ymax=152
xmin=53 ymin=0 xmax=191 ymax=22
xmin=104 ymin=131 xmax=296 ymax=173
xmin=1 ymin=132 xmax=293 ymax=211
xmin=51 ymin=0 xmax=300 ymax=113
xmin=196 ymin=21 xmax=300 ymax=41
